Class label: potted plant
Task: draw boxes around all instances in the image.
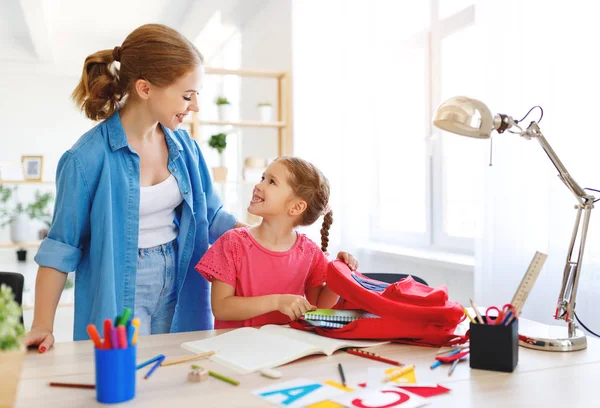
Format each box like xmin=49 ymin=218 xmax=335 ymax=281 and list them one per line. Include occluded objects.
xmin=215 ymin=96 xmax=232 ymax=122
xmin=0 ymin=186 xmax=54 ymax=261
xmin=0 ymin=284 xmax=26 ymax=407
xmin=209 ymin=133 xmax=228 ymax=182
xmin=257 ymin=101 xmax=273 ymax=123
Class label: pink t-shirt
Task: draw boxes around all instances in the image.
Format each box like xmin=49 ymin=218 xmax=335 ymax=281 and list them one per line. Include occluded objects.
xmin=195 ymin=228 xmax=329 ymax=329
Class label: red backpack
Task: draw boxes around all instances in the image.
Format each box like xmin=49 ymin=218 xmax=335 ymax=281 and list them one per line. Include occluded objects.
xmin=290 ymin=260 xmax=468 ymax=347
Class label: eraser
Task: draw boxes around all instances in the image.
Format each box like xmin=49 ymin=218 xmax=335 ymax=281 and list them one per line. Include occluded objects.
xmin=260 ymin=368 xmax=282 ymax=379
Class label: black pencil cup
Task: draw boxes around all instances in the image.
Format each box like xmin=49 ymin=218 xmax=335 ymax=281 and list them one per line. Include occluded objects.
xmin=469 ymin=317 xmax=518 ymax=373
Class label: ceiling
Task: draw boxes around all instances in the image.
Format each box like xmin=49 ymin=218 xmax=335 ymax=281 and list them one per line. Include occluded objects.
xmin=1 ymin=0 xmax=263 ymax=75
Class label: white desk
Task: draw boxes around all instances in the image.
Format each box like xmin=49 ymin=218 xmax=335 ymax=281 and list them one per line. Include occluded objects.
xmin=15 ymin=319 xmax=600 ymax=407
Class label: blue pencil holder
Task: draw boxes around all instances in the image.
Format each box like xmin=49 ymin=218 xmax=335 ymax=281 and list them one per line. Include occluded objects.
xmin=94 ymin=345 xmax=137 ymax=404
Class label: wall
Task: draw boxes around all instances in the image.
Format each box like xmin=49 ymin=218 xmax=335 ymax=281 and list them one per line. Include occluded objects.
xmin=0 ymin=61 xmax=92 ymax=242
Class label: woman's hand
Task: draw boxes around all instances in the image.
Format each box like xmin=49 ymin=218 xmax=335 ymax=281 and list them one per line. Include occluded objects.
xmin=337 ymin=251 xmax=359 ymax=271
xmin=277 ymin=295 xmax=316 ymax=321
xmin=24 ymin=326 xmax=55 ymax=353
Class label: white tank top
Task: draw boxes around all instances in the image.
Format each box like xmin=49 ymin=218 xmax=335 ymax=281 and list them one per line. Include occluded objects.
xmin=138 ymin=175 xmax=184 ymax=249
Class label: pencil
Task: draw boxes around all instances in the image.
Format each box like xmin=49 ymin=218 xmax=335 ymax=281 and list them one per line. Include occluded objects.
xmin=346 ymin=349 xmax=402 ymax=366
xmin=469 ymin=299 xmax=485 ymax=324
xmin=48 ymin=382 xmax=95 ymax=389
xmin=448 ymin=358 xmax=460 ymax=376
xmin=382 ymin=365 xmax=415 ymax=383
xmin=137 ymin=354 xmax=165 ymax=370
xmin=160 ymin=351 xmax=216 ymax=367
xmin=337 ymin=363 xmax=346 ymax=387
xmin=208 ymin=370 xmax=239 ymax=386
xmin=144 ymin=356 xmax=165 ymax=379
xmin=462 ymin=306 xmax=476 ymax=324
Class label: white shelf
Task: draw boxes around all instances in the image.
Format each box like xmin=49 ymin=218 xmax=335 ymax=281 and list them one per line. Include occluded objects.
xmin=0 ymin=242 xmax=41 ymax=249
xmin=213 ymin=180 xmax=257 ymax=185
xmin=188 ymin=120 xmax=286 ymax=129
xmin=0 ymin=180 xmax=54 ymax=185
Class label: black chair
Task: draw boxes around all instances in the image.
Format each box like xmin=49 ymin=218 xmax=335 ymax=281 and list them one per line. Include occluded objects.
xmin=0 ymin=272 xmax=25 ymax=323
xmin=362 ymin=272 xmax=428 ymax=286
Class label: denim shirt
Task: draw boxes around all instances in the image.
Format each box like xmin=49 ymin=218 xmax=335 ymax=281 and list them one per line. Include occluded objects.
xmin=35 ymin=112 xmax=236 ymax=340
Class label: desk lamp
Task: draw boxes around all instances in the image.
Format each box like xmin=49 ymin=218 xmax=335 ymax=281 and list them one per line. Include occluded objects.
xmin=433 ymin=96 xmax=592 ymax=352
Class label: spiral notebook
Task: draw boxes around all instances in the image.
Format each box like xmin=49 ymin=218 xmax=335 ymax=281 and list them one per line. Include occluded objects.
xmin=303 ymin=309 xmax=379 ymax=322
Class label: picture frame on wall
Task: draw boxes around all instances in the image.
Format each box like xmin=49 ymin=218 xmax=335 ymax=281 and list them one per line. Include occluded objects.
xmin=21 ymin=155 xmax=44 ymax=181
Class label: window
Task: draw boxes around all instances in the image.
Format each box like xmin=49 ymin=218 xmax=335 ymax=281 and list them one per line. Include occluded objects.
xmin=371 ymin=0 xmax=480 ymax=253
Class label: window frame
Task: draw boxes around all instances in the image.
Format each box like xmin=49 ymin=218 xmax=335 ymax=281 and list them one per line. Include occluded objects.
xmin=371 ymin=1 xmax=476 ymax=254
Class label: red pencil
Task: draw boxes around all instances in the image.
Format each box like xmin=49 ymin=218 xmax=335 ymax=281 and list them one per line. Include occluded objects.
xmin=346 ymin=349 xmax=403 ymax=366
xmin=49 ymin=382 xmax=95 ymax=389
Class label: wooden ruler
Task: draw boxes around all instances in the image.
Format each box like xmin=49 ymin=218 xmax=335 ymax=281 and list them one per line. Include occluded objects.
xmin=510 ymin=251 xmax=548 ymax=315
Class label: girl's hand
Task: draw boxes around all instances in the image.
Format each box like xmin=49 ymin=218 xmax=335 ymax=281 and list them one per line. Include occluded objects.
xmin=24 ymin=326 xmax=55 ymax=353
xmin=277 ymin=295 xmax=316 ymax=321
xmin=337 ymin=251 xmax=359 ymax=271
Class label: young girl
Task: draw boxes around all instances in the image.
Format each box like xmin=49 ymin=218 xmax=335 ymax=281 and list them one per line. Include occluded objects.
xmin=25 ymin=24 xmax=243 ymax=351
xmin=196 ymin=157 xmax=357 ymax=328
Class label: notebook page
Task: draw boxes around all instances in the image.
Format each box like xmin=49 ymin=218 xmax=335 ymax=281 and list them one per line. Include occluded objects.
xmin=180 ymin=327 xmax=318 ymax=374
xmin=260 ymin=325 xmax=389 ymax=355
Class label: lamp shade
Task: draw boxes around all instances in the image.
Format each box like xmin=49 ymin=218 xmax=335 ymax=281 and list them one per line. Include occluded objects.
xmin=433 ymin=96 xmax=494 ymax=139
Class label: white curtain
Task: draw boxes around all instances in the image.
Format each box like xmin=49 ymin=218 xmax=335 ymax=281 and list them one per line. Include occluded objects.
xmin=292 ymin=0 xmax=376 ymax=256
xmin=292 ymin=0 xmax=600 ymax=336
xmin=475 ymin=0 xmax=600 ymax=332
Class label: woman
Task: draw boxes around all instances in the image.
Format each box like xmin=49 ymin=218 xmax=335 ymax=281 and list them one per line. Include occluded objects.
xmin=25 ymin=24 xmax=242 ymax=351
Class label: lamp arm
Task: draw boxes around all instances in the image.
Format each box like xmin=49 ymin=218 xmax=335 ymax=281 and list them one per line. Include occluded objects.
xmin=522 ymin=121 xmax=589 ymax=201
xmin=516 ymin=121 xmax=595 ymax=336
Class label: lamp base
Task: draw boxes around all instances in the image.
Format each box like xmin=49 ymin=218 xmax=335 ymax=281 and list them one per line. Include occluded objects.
xmin=519 ymin=324 xmax=587 ymax=352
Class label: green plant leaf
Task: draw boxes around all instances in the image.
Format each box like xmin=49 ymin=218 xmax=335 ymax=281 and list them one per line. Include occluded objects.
xmin=215 ymin=96 xmax=231 ymax=105
xmin=0 ymin=284 xmax=25 ymax=351
xmin=208 ymin=133 xmax=228 ymax=155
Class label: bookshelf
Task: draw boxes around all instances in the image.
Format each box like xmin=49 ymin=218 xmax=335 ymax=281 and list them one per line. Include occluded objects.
xmin=185 ymin=67 xmax=293 ymax=224
xmin=186 ymin=67 xmax=293 ymax=157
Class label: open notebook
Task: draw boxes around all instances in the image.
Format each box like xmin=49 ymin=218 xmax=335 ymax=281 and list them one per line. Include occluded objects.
xmin=181 ymin=325 xmax=388 ymax=374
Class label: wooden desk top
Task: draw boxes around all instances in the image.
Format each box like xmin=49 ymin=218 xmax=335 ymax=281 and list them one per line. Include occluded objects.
xmin=15 ymin=319 xmax=600 ymax=407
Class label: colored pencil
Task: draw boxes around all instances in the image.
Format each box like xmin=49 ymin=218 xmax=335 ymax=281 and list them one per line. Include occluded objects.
xmin=448 ymin=358 xmax=460 ymax=376
xmin=49 ymin=382 xmax=95 ymax=389
xmin=131 ymin=318 xmax=140 ymax=345
xmin=431 ymin=348 xmax=460 ymax=369
xmin=144 ymin=356 xmax=165 ymax=379
xmin=160 ymin=351 xmax=216 ymax=367
xmin=86 ymin=324 xmax=103 ymax=349
xmin=337 ymin=363 xmax=347 ymax=387
xmin=430 ymin=360 xmax=443 ymax=369
xmin=208 ymin=369 xmax=239 ymax=386
xmin=346 ymin=349 xmax=402 ymax=366
xmin=103 ymin=319 xmax=113 ymax=349
xmin=469 ymin=299 xmax=485 ymax=324
xmin=462 ymin=306 xmax=476 ymax=324
xmin=382 ymin=365 xmax=415 ymax=383
xmin=137 ymin=354 xmax=165 ymax=370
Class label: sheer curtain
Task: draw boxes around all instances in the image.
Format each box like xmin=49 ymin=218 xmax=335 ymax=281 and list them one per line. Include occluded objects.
xmin=475 ymin=0 xmax=600 ymax=332
xmin=292 ymin=0 xmax=600 ymax=335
